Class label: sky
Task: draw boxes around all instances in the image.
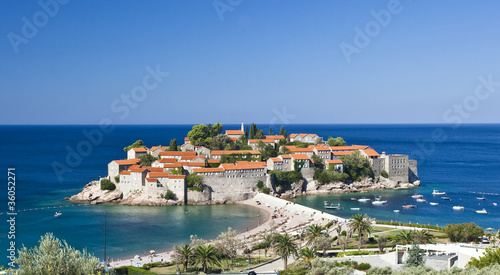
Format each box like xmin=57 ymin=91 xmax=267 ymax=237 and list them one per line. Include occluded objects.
xmin=1 ymin=0 xmax=500 ymax=125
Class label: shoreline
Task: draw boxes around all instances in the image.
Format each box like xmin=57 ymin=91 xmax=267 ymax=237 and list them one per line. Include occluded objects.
xmin=109 ymin=193 xmax=345 ymax=268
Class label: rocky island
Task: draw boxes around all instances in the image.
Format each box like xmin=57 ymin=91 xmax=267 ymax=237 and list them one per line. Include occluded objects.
xmin=69 ymin=123 xmax=419 ymax=205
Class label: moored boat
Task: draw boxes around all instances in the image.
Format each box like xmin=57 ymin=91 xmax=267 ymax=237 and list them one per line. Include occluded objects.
xmin=358 ymin=197 xmax=370 ymax=202
xmin=476 ymin=208 xmax=487 ymax=214
xmin=477 ymin=196 xmax=486 ymax=200
xmin=394 ymin=210 xmax=400 ymax=213
xmin=416 ymin=198 xmax=427 ymax=203
xmin=351 ymin=208 xmax=360 ymax=211
xmin=403 ymin=204 xmax=416 ymax=209
xmin=372 ymin=200 xmax=387 ymax=205
xmin=441 ymin=197 xmax=451 ymax=200
xmin=324 ymin=201 xmax=341 ymax=209
xmin=411 ymin=193 xmax=423 ymax=199
xmin=54 ymin=211 xmax=62 ymax=217
xmin=453 ymin=206 xmax=464 ymax=211
xmin=432 ymin=190 xmax=446 ymax=196
xmin=429 ymin=202 xmax=439 ymax=206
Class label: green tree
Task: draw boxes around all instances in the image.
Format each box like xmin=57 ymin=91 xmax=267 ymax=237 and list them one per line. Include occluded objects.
xmin=327 ymin=137 xmax=346 ymax=146
xmin=445 ymin=223 xmax=484 ymax=242
xmin=169 ymin=139 xmax=178 ymax=151
xmin=468 ymin=247 xmax=500 ymax=269
xmin=16 ymin=233 xmax=102 ymax=275
xmin=298 ymin=247 xmax=316 ymax=268
xmin=262 ymin=233 xmax=276 ymax=257
xmin=123 ymin=140 xmax=145 ymax=152
xmin=381 ymin=170 xmax=389 ymax=178
xmin=100 ymin=179 xmax=116 ymax=191
xmin=376 ymin=235 xmax=388 ymax=253
xmin=187 ymin=124 xmax=210 ymax=146
xmin=114 ymin=175 xmax=120 ymax=183
xmin=404 ymin=244 xmax=425 ymax=268
xmin=164 ymin=189 xmax=176 ymax=200
xmin=209 ymin=134 xmax=233 ymax=150
xmin=173 ymin=244 xmax=193 ymax=273
xmin=279 ymin=126 xmax=286 ymax=137
xmin=309 ymin=258 xmax=354 ymax=275
xmin=193 ymin=245 xmax=220 ymax=273
xmin=249 ymin=123 xmax=257 ymax=139
xmin=340 ymin=150 xmax=374 ymax=181
xmin=186 ymin=173 xmax=203 ymax=187
xmin=139 ymin=154 xmax=157 ymax=166
xmin=269 ymin=126 xmax=273 ymax=135
xmin=274 ymin=234 xmax=298 ymax=270
xmin=215 ymin=227 xmax=242 ymax=267
xmin=305 ymin=224 xmax=325 ymax=247
xmin=347 ymin=214 xmax=372 ymax=249
xmin=395 ymin=230 xmax=415 ymax=245
xmin=414 ymin=229 xmax=433 ymax=244
xmin=210 ymin=123 xmax=223 ymax=137
xmin=311 ymin=155 xmax=324 ymax=170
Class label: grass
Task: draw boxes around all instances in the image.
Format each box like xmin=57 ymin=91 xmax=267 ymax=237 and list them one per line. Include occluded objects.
xmin=114 ymin=266 xmax=156 ymax=274
xmin=150 ymin=256 xmax=275 ymax=274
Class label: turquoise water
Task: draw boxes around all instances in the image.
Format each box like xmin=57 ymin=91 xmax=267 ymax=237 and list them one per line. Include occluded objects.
xmin=1 ymin=124 xmax=499 ymax=264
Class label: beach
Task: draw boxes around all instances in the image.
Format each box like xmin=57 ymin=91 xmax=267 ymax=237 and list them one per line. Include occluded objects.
xmin=109 ymin=193 xmax=345 ymax=268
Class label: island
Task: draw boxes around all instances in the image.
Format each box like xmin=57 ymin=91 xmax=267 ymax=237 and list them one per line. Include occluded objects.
xmin=69 ymin=123 xmax=420 ymax=205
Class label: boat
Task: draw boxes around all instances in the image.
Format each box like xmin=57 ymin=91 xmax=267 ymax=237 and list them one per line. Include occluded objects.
xmin=372 ymin=200 xmax=387 ymax=205
xmin=432 ymin=190 xmax=446 ymax=196
xmin=351 ymin=208 xmax=360 ymax=211
xmin=351 ymin=198 xmax=357 ymax=201
xmin=453 ymin=206 xmax=464 ymax=211
xmin=375 ymin=196 xmax=382 ymax=201
xmin=476 ymin=208 xmax=488 ymax=214
xmin=411 ymin=193 xmax=423 ymax=199
xmin=416 ymin=198 xmax=427 ymax=203
xmin=441 ymin=197 xmax=451 ymax=200
xmin=358 ymin=197 xmax=370 ymax=202
xmin=429 ymin=202 xmax=439 ymax=206
xmin=324 ymin=201 xmax=341 ymax=209
xmin=403 ymin=204 xmax=416 ymax=209
xmin=477 ymin=196 xmax=486 ymax=200
xmin=54 ymin=211 xmax=62 ymax=217
xmin=493 ymin=203 xmax=498 ymax=206
xmin=394 ymin=210 xmax=400 ymax=213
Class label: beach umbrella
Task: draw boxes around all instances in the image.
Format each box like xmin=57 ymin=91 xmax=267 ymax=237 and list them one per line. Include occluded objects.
xmin=134 ymin=255 xmax=140 ymax=259
xmin=486 ymin=227 xmax=494 ymax=231
xmin=150 ymin=250 xmax=155 ymax=255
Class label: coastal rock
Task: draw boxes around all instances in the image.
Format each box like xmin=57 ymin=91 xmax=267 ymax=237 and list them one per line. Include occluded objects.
xmin=69 ymin=181 xmax=123 ymax=204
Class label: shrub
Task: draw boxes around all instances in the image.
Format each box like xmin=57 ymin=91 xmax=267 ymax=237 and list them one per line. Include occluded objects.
xmin=257 ymin=180 xmax=264 ymax=189
xmin=101 ymin=179 xmax=116 ymax=191
xmin=381 ymin=170 xmax=389 ymax=178
xmin=356 ymin=263 xmax=371 ymax=271
xmin=260 ymin=187 xmax=271 ymax=194
xmin=114 ymin=175 xmax=120 ymax=183
xmin=164 ymin=189 xmax=176 ymax=200
xmin=189 ymin=187 xmax=204 ymax=192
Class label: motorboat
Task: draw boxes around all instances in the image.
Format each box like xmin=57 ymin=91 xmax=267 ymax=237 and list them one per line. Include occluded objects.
xmin=358 ymin=197 xmax=371 ymax=202
xmin=372 ymin=200 xmax=387 ymax=205
xmin=394 ymin=210 xmax=400 ymax=213
xmin=403 ymin=205 xmax=416 ymax=209
xmin=351 ymin=198 xmax=357 ymax=201
xmin=429 ymin=202 xmax=439 ymax=206
xmin=477 ymin=196 xmax=487 ymax=200
xmin=416 ymin=198 xmax=427 ymax=203
xmin=432 ymin=190 xmax=446 ymax=196
xmin=411 ymin=193 xmax=423 ymax=199
xmin=324 ymin=201 xmax=340 ymax=209
xmin=441 ymin=197 xmax=451 ymax=200
xmin=54 ymin=211 xmax=62 ymax=217
xmin=493 ymin=203 xmax=498 ymax=206
xmin=375 ymin=196 xmax=382 ymax=201
xmin=351 ymin=208 xmax=360 ymax=211
xmin=476 ymin=208 xmax=488 ymax=214
xmin=453 ymin=206 xmax=464 ymax=211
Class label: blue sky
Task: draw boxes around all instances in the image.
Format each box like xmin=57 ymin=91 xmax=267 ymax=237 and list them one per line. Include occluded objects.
xmin=1 ymin=0 xmax=500 ymax=124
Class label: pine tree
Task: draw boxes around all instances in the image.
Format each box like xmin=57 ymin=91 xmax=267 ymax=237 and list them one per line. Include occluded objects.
xmin=169 ymin=138 xmax=178 ymax=151
xmin=279 ymin=126 xmax=285 ymax=136
xmin=269 ymin=127 xmax=272 ymax=135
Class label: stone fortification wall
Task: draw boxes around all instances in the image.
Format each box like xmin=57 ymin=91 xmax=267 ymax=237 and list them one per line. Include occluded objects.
xmin=201 ymin=174 xmax=265 ymax=202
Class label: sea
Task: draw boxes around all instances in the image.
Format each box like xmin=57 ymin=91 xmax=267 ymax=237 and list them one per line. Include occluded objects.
xmin=0 ymin=124 xmax=499 ymax=265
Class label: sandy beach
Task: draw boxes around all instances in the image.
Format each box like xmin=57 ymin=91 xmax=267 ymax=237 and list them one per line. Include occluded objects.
xmin=109 ymin=193 xmax=346 ymax=268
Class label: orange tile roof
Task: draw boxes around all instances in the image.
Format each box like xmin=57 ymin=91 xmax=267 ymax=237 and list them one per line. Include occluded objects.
xmin=289 ymin=134 xmax=298 ymax=138
xmin=211 ymin=150 xmax=261 ymax=155
xmin=129 ymin=165 xmax=141 ymax=169
xmin=207 ymin=159 xmax=220 ymax=163
xmin=193 ymin=168 xmax=224 ymax=173
xmin=181 ymin=162 xmax=205 ymax=167
xmin=332 ymin=151 xmax=354 ymax=156
xmin=148 ymin=172 xmax=170 ymax=178
xmin=120 ymin=171 xmax=131 ymax=175
xmin=143 ymin=167 xmax=163 ymax=172
xmin=146 ymin=178 xmax=157 ymax=182
xmin=314 ymin=146 xmax=332 ymax=151
xmin=290 ymin=154 xmax=311 ymax=160
xmin=225 ymin=130 xmax=245 ymax=135
xmin=159 ymin=158 xmax=178 ymax=163
xmin=284 ymin=146 xmax=313 ymax=153
xmin=163 ymin=163 xmax=183 ymax=168
xmin=132 ymin=147 xmax=148 ymax=152
xmin=113 ymin=159 xmax=140 ymax=165
xmin=280 ymin=154 xmax=292 ymax=159
xmin=181 ymin=155 xmax=205 ymax=160
xmin=130 ymin=167 xmax=149 ymax=173
xmin=169 ymin=175 xmax=186 ymax=179
xmin=327 ymin=159 xmax=343 ymax=164
xmin=265 ymin=135 xmax=285 ymax=140
xmin=150 ymin=146 xmax=166 ymax=151
xmin=330 ymin=145 xmax=369 ymax=151
xmin=270 ymin=157 xmax=282 ymax=162
xmin=221 ymin=162 xmax=266 ymax=170
xmin=363 ymin=149 xmax=380 ymax=157
xmin=159 ymin=151 xmax=197 ymax=156
xmin=184 ymin=137 xmax=190 ymax=141
xmin=248 ymin=139 xmax=275 ymax=143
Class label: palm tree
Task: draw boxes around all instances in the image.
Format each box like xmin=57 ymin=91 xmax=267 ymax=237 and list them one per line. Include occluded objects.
xmin=376 ymin=235 xmax=388 ymax=253
xmin=305 ymin=224 xmax=324 ymax=247
xmin=334 ymin=225 xmax=343 ymax=246
xmin=193 ymin=244 xmax=220 ymax=273
xmin=298 ymin=247 xmax=316 ymax=268
xmin=262 ymin=233 xmax=275 ymax=257
xmin=414 ymin=229 xmax=433 ymax=244
xmin=395 ymin=229 xmax=415 ymax=245
xmin=347 ymin=214 xmax=372 ymax=249
xmin=173 ymin=244 xmax=193 ymax=272
xmin=274 ymin=234 xmax=298 ymax=270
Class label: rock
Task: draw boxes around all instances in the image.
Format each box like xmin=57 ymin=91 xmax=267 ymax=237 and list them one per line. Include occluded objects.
xmin=413 ymin=180 xmax=421 ymax=186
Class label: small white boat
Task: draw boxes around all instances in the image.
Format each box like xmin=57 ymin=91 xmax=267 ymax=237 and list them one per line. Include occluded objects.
xmin=477 ymin=196 xmax=487 ymax=200
xmin=493 ymin=203 xmax=498 ymax=206
xmin=429 ymin=202 xmax=439 ymax=206
xmin=375 ymin=196 xmax=382 ymax=201
xmin=54 ymin=211 xmax=62 ymax=217
xmin=411 ymin=193 xmax=423 ymax=199
xmin=324 ymin=201 xmax=341 ymax=209
xmin=351 ymin=198 xmax=357 ymax=201
xmin=453 ymin=206 xmax=464 ymax=211
xmin=358 ymin=197 xmax=370 ymax=202
xmin=372 ymin=200 xmax=387 ymax=205
xmin=416 ymin=198 xmax=427 ymax=203
xmin=394 ymin=210 xmax=400 ymax=213
xmin=441 ymin=197 xmax=451 ymax=200
xmin=432 ymin=190 xmax=446 ymax=196
xmin=476 ymin=208 xmax=488 ymax=214
xmin=351 ymin=208 xmax=360 ymax=211
xmin=403 ymin=204 xmax=416 ymax=209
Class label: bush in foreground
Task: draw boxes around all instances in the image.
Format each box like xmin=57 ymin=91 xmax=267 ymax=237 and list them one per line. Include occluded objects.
xmin=101 ymin=179 xmax=116 ymax=191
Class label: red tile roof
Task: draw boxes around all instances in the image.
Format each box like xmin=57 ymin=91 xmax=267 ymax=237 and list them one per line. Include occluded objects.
xmin=225 ymin=130 xmax=245 ymax=135
xmin=181 ymin=162 xmax=205 ymax=167
xmin=159 ymin=158 xmax=178 ymax=163
xmin=181 ymin=155 xmax=205 ymax=160
xmin=120 ymin=171 xmax=131 ymax=175
xmin=142 ymin=167 xmax=163 ymax=172
xmin=169 ymin=175 xmax=186 ymax=179
xmin=148 ymin=172 xmax=170 ymax=178
xmin=327 ymin=159 xmax=343 ymax=164
xmin=211 ymin=150 xmax=261 ymax=155
xmin=280 ymin=154 xmax=292 ymax=159
xmin=163 ymin=163 xmax=183 ymax=168
xmin=159 ymin=151 xmax=197 ymax=156
xmin=130 ymin=167 xmax=149 ymax=173
xmin=332 ymin=151 xmax=354 ymax=156
xmin=113 ymin=159 xmax=140 ymax=165
xmin=248 ymin=139 xmax=275 ymax=143
xmin=193 ymin=168 xmax=224 ymax=173
xmin=284 ymin=146 xmax=314 ymax=153
xmin=265 ymin=135 xmax=285 ymax=140
xmin=146 ymin=178 xmax=157 ymax=182
xmin=207 ymin=159 xmax=220 ymax=163
xmin=314 ymin=146 xmax=332 ymax=151
xmin=363 ymin=149 xmax=380 ymax=157
xmin=270 ymin=157 xmax=282 ymax=162
xmin=330 ymin=145 xmax=369 ymax=151
xmin=290 ymin=154 xmax=311 ymax=160
xmin=132 ymin=147 xmax=148 ymax=152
